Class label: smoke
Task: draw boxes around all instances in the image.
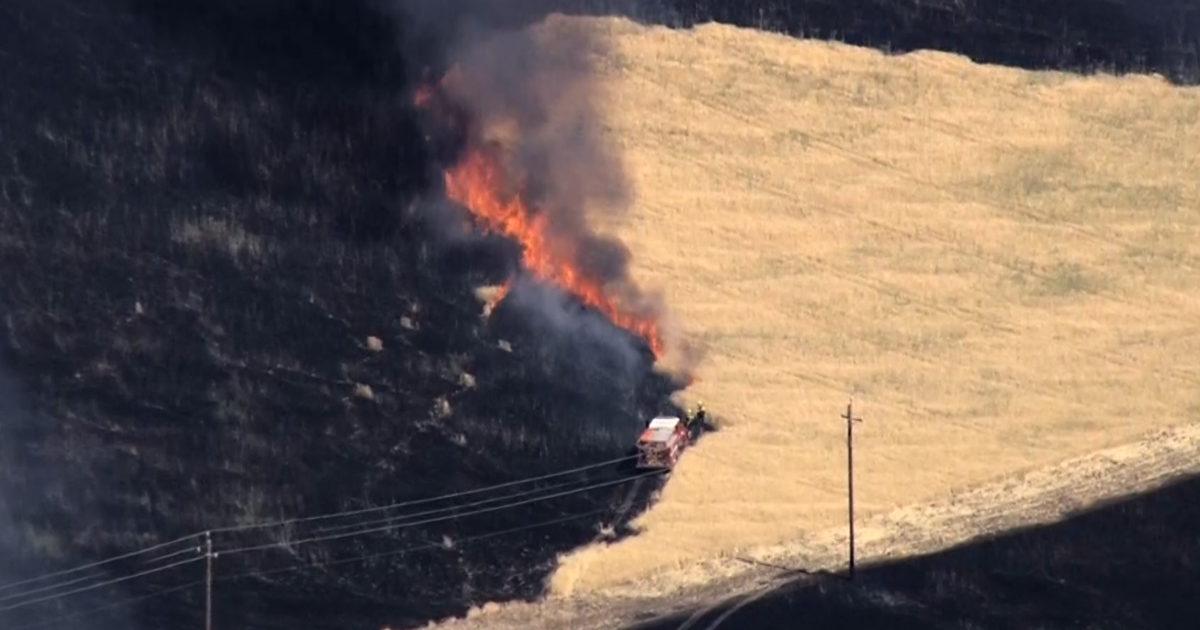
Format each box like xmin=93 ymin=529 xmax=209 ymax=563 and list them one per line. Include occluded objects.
xmin=437 ymin=20 xmax=648 ymax=360
xmin=503 ymin=274 xmax=644 ymax=383
xmin=0 ymin=342 xmax=136 ymax=630
xmin=441 ymin=20 xmax=630 ymax=221
xmin=402 ymin=1 xmax=699 ymax=381
xmin=0 ymin=365 xmax=113 ymax=630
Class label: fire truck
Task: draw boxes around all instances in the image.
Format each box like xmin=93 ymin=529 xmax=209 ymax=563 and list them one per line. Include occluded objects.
xmin=635 ymin=415 xmax=692 ymax=470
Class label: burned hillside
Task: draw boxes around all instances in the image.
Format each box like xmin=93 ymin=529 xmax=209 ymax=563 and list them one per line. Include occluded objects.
xmin=0 ymin=1 xmax=688 ymax=629
xmin=636 ymin=0 xmax=1199 ymax=84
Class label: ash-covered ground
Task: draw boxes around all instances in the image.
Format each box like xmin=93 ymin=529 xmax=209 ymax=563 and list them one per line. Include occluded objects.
xmin=0 ymin=2 xmax=692 ymax=630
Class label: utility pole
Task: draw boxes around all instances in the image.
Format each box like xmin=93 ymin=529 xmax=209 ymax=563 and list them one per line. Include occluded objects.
xmin=204 ymin=531 xmax=214 ymax=630
xmin=841 ymin=396 xmax=863 ymax=581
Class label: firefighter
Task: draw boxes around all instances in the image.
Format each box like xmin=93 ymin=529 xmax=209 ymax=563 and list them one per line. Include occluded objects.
xmin=695 ymin=401 xmax=706 ymax=424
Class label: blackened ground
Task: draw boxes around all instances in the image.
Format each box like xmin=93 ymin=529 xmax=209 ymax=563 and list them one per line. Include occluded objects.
xmin=609 ymin=0 xmax=1199 ymax=84
xmin=623 ymin=472 xmax=1200 ymax=630
xmin=0 ymin=1 xmax=685 ymax=629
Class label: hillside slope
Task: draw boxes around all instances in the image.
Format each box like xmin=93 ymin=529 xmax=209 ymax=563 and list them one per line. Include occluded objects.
xmin=541 ymin=16 xmax=1200 ymax=594
xmin=623 ymin=469 xmax=1200 ymax=630
xmin=435 ymin=421 xmax=1200 ymax=630
xmin=2 ymin=4 xmax=1198 ymax=628
xmin=0 ymin=3 xmax=684 ymax=629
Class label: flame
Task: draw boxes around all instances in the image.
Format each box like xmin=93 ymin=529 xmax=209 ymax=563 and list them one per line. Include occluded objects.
xmin=444 ymin=148 xmax=665 ymax=358
xmin=413 ymin=80 xmax=664 ymax=358
xmin=414 ymin=85 xmax=434 ymax=108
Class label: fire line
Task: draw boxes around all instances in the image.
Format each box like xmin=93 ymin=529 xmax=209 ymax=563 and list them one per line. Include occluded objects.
xmin=416 ymin=82 xmax=665 ymax=359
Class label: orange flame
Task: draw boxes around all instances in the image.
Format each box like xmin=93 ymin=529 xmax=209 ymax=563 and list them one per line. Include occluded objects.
xmin=413 ymin=80 xmax=664 ymax=358
xmin=413 ymin=84 xmax=436 ymax=109
xmin=444 ymin=148 xmax=664 ymax=358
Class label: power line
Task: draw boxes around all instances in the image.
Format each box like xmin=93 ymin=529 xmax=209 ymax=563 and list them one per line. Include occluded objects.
xmin=0 ymin=453 xmax=636 ymax=595
xmin=0 ymin=537 xmax=201 ymax=595
xmin=219 ymin=507 xmax=614 ymax=584
xmin=0 ymin=556 xmax=203 ymax=613
xmin=7 ymin=506 xmax=613 ymax=630
xmin=216 ymin=469 xmax=664 ymax=557
xmin=6 ymin=580 xmax=206 ymax=630
xmin=0 ymin=468 xmax=659 ymax=612
xmin=0 ymin=544 xmax=201 ymax=606
xmin=841 ymin=396 xmax=863 ymax=581
xmin=309 ymin=473 xmax=594 ymax=536
xmin=207 ymin=453 xmax=638 ymax=534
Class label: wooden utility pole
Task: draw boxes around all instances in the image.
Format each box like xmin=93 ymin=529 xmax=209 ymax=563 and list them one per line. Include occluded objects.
xmin=204 ymin=531 xmax=214 ymax=630
xmin=841 ymin=396 xmax=863 ymax=580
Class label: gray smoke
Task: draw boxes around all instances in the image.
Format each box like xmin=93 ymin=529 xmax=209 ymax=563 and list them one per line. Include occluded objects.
xmin=442 ymin=19 xmax=631 ymax=230
xmin=505 ymin=274 xmax=643 ymax=379
xmin=401 ymin=1 xmax=685 ymax=377
xmin=0 ymin=363 xmax=134 ymax=630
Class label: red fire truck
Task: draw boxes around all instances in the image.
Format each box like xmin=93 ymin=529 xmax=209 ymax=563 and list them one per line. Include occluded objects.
xmin=635 ymin=415 xmax=691 ymax=470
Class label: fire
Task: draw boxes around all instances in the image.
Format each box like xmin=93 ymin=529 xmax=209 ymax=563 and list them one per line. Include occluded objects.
xmin=444 ymin=146 xmax=664 ymax=358
xmin=414 ymin=85 xmax=434 ymax=108
xmin=414 ymin=80 xmax=664 ymax=359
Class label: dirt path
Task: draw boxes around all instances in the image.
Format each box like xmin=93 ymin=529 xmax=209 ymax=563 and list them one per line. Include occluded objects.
xmin=429 ymin=420 xmax=1200 ymax=630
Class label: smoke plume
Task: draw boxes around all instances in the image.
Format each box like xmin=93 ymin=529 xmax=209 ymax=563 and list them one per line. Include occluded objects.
xmin=409 ymin=3 xmax=695 ymax=381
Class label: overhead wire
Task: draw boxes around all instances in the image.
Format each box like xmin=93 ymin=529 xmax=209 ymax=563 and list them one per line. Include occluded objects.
xmin=0 ymin=453 xmax=638 ymax=596
xmin=308 ymin=471 xmax=598 ymax=536
xmin=0 ymin=536 xmax=202 ymax=595
xmin=206 ymin=453 xmax=639 ymax=534
xmin=4 ymin=581 xmax=206 ymax=630
xmin=218 ymin=506 xmax=615 ymax=584
xmin=214 ymin=469 xmax=664 ymax=557
xmin=0 ymin=468 xmax=661 ymax=611
xmin=0 ymin=544 xmax=204 ymax=607
xmin=6 ymin=506 xmax=613 ymax=630
xmin=0 ymin=556 xmax=203 ymax=613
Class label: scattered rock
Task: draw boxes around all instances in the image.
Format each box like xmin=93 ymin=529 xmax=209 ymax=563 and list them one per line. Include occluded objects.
xmin=353 ymin=383 xmax=375 ymax=401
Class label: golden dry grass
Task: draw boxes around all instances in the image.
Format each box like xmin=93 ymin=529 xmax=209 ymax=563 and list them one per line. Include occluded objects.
xmin=434 ymin=422 xmax=1200 ymax=630
xmin=519 ymin=16 xmax=1200 ymax=596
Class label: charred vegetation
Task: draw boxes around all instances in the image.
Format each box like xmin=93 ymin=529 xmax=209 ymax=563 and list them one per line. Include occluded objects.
xmin=614 ymin=0 xmax=1200 ymax=85
xmin=0 ymin=1 xmax=686 ymax=629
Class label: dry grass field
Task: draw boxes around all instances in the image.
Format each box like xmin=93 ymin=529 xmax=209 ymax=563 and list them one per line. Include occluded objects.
xmin=514 ymin=16 xmax=1200 ymax=596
